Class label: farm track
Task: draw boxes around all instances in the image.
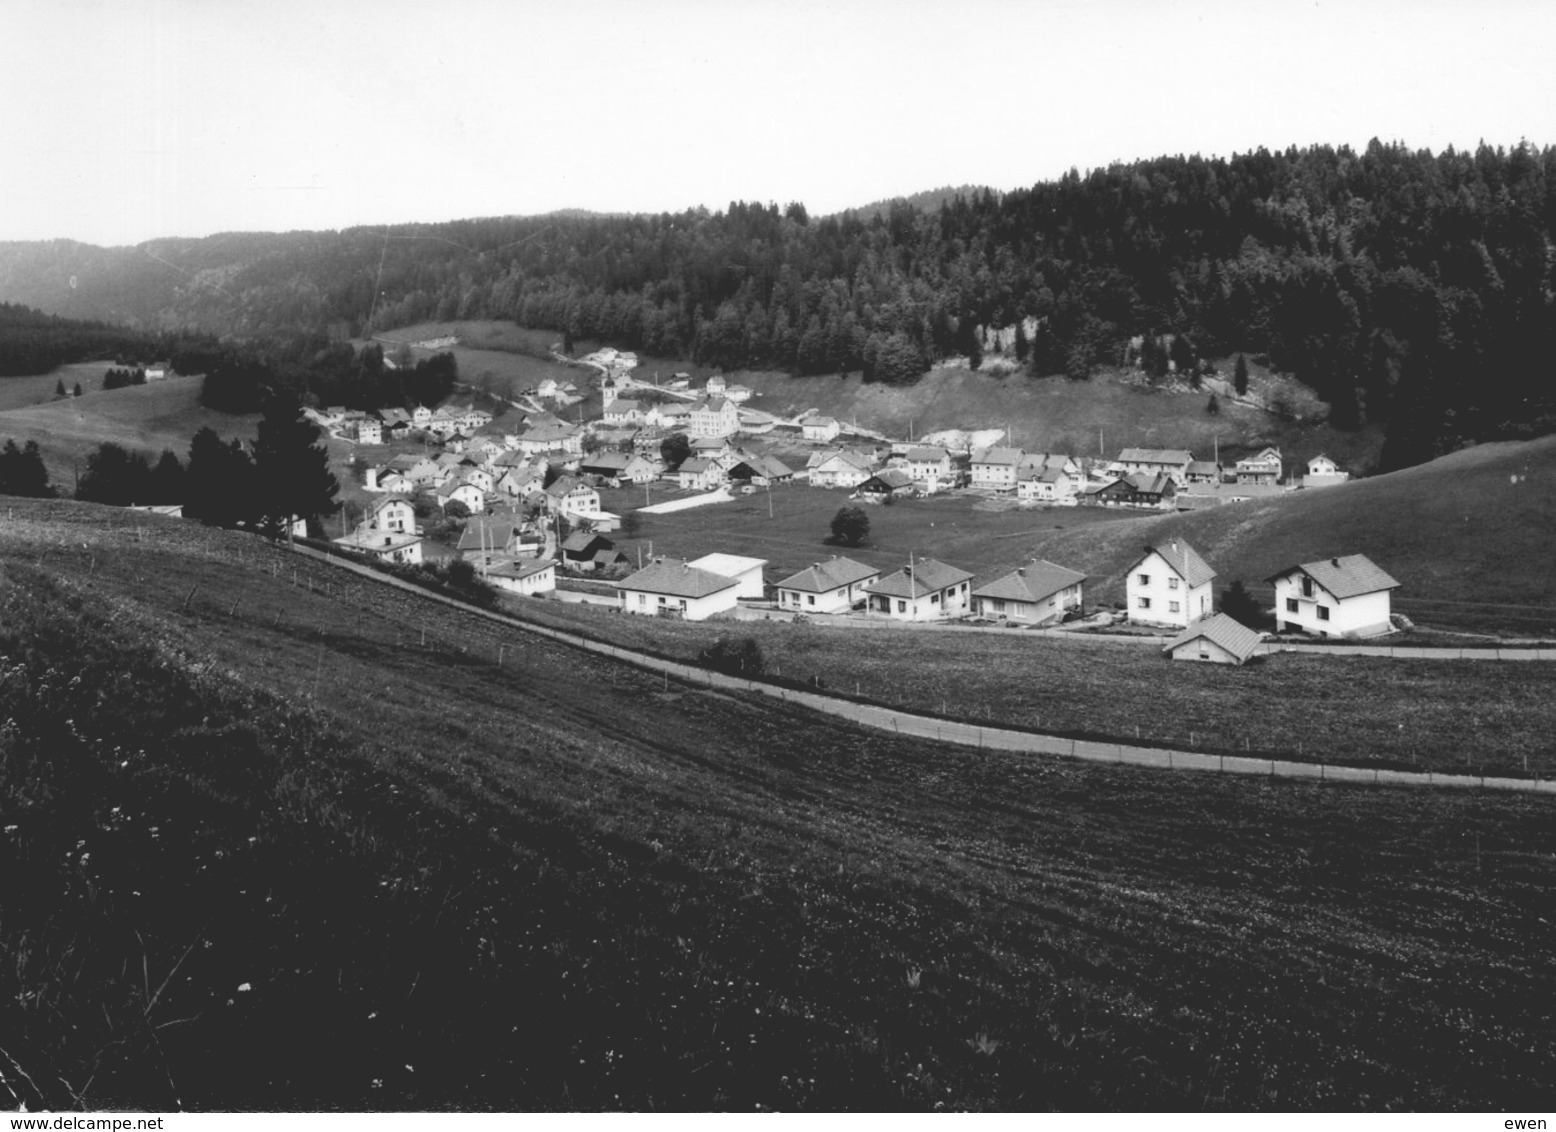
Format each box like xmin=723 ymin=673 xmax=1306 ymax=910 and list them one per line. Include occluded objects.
xmin=277 ymin=539 xmax=1556 ymax=796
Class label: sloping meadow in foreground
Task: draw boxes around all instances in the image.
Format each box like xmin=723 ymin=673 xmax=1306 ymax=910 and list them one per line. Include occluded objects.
xmin=1 ymin=502 xmax=1554 ymax=1110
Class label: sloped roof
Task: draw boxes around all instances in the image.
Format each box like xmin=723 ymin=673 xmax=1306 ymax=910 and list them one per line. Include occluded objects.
xmin=804 ymin=416 xmax=839 ymax=429
xmin=1126 ymin=472 xmax=1176 ymax=495
xmin=562 ymin=530 xmax=612 ymax=554
xmin=1236 ymin=446 xmax=1282 ymax=467
xmin=619 ymin=559 xmax=740 ymax=599
xmin=607 ymin=399 xmax=642 ymax=413
xmin=1265 ymin=554 xmax=1400 ymax=599
xmin=817 ymin=450 xmax=874 ymax=473
xmin=695 ymin=396 xmax=734 ymax=413
xmin=1134 ymin=539 xmax=1217 ymax=587
xmin=1165 ymin=613 xmax=1263 ymax=662
xmin=1118 ymin=448 xmax=1194 ymax=465
xmin=545 ymin=475 xmax=590 ymax=498
xmin=861 ymin=468 xmax=914 ymax=491
xmin=775 ymin=556 xmax=881 ymax=593
xmin=866 ymin=558 xmax=975 ymax=599
xmin=1186 ymin=460 xmax=1222 ymax=476
xmin=522 ymin=420 xmax=580 ymax=443
xmin=905 ymin=446 xmax=950 ymax=463
xmin=678 ymin=457 xmax=715 ymax=474
xmin=457 ymin=518 xmax=519 ymax=551
xmin=366 ymin=494 xmax=414 ymax=518
xmin=581 ymin=451 xmax=635 ymax=472
xmin=972 ymin=560 xmax=1086 ymax=604
xmin=972 ymin=446 xmax=1023 ymax=466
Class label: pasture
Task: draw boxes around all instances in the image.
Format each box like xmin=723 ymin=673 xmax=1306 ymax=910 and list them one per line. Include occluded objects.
xmin=2 ymin=498 xmax=1554 ymax=1110
xmin=0 ymin=375 xmax=256 ymax=487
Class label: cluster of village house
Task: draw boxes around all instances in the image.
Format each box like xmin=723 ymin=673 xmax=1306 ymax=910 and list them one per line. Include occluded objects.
xmin=317 ymin=359 xmax=1384 ymax=664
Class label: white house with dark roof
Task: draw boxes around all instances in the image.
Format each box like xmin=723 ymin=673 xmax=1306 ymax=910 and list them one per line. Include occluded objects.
xmin=971 ymin=560 xmax=1086 ymax=625
xmin=365 ymin=495 xmax=416 ymax=535
xmin=809 ymin=450 xmax=876 ymax=489
xmin=332 ymin=527 xmax=423 ymax=565
xmin=436 ymin=479 xmax=487 ymax=513
xmin=543 ymin=475 xmax=600 ymax=517
xmin=1112 ymin=448 xmax=1195 ymax=486
xmin=674 ymin=457 xmax=724 ymax=491
xmin=864 ymin=559 xmax=975 ymax=621
xmin=904 ymin=446 xmax=954 ymax=493
xmin=487 ymin=557 xmax=556 ymax=596
xmin=1185 ymin=459 xmax=1223 ymax=485
xmin=618 ymin=559 xmax=741 ymax=620
xmin=1164 ymin=613 xmax=1263 ymax=665
xmin=1303 ymin=454 xmax=1350 ymax=489
xmin=689 ymin=396 xmax=740 ymax=437
xmin=774 ymin=556 xmax=881 ymax=614
xmin=688 ymin=553 xmax=767 ymax=599
xmin=1126 ymin=538 xmax=1216 ymax=628
xmin=1235 ymin=447 xmax=1283 ymax=486
xmin=1266 ymin=554 xmax=1400 ymax=638
xmin=970 ymin=446 xmax=1024 ymax=491
xmin=802 ymin=416 xmax=842 ymax=443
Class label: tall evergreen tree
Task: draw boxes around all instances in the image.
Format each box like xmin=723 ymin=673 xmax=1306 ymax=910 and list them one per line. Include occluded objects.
xmin=1234 ymin=353 xmax=1250 ymax=396
xmin=252 ymin=394 xmax=339 ymax=541
xmin=0 ymin=439 xmax=53 ymax=498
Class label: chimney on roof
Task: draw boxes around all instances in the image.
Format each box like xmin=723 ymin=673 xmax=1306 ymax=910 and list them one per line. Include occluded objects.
xmin=1017 ymin=567 xmax=1025 ymax=576
xmin=1331 ymin=557 xmax=1340 ymax=567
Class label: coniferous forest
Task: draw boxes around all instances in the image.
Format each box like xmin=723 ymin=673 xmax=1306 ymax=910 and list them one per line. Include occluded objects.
xmin=1 ymin=140 xmax=1552 ymax=469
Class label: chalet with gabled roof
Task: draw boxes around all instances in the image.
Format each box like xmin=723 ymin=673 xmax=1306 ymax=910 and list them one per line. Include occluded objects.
xmin=1266 ymin=554 xmax=1400 ymax=638
xmin=1126 ymin=538 xmax=1215 ymax=628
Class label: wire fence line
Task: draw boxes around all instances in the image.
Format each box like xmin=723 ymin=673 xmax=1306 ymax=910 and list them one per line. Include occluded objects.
xmin=288 ymin=543 xmax=1556 ymax=797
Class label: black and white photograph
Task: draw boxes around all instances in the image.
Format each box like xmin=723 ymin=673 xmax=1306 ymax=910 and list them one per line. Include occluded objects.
xmin=2 ymin=0 xmax=1554 ymax=1116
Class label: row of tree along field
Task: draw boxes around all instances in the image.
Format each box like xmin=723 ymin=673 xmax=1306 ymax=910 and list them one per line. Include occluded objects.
xmin=6 ymin=141 xmax=1552 ymax=469
xmin=0 ymin=395 xmax=340 ymax=537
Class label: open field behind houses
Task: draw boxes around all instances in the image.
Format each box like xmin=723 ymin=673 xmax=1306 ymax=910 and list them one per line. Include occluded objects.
xmin=1 ymin=497 xmax=1554 ymax=1111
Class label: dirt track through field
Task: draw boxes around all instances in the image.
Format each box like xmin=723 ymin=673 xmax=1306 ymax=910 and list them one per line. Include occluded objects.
xmin=292 ymin=543 xmax=1556 ymax=796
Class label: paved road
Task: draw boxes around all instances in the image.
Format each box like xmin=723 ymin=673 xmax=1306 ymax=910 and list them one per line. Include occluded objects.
xmin=291 ymin=542 xmax=1556 ymax=796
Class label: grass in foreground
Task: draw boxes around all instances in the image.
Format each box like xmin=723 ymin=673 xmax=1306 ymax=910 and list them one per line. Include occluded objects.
xmin=2 ymin=499 xmax=1555 ymax=1111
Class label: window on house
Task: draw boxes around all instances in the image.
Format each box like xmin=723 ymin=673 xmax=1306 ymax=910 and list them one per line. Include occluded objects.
xmin=1317 ymin=605 xmax=1330 ymax=621
xmin=993 ymin=600 xmax=1006 ymax=613
xmin=1169 ymin=601 xmax=1180 ymax=613
xmin=931 ymin=593 xmax=939 ymax=604
xmin=638 ymin=593 xmax=646 ymax=605
xmin=1168 ymin=577 xmax=1179 ymax=590
xmin=897 ymin=600 xmax=906 ymax=613
xmin=1138 ymin=597 xmax=1151 ymax=609
xmin=1286 ymin=598 xmax=1298 ymax=613
xmin=1301 ymin=577 xmax=1314 ymax=598
xmin=807 ymin=595 xmax=815 ymax=606
xmin=1138 ymin=574 xmax=1150 ymax=586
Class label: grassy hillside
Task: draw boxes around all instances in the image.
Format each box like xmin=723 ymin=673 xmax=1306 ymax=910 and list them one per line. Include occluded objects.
xmin=0 ymin=375 xmax=255 ymax=487
xmin=1012 ymin=435 xmax=1556 ymax=633
xmin=2 ymin=500 xmax=1555 ymax=1111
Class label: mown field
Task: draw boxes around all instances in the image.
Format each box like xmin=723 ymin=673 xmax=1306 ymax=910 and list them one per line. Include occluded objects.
xmin=0 ymin=375 xmax=251 ymax=488
xmin=606 ymin=434 xmax=1556 ymax=636
xmin=2 ymin=498 xmax=1554 ymax=1112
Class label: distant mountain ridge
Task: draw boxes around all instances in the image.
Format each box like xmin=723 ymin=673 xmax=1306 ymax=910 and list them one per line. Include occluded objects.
xmin=1 ymin=141 xmax=1551 ymax=472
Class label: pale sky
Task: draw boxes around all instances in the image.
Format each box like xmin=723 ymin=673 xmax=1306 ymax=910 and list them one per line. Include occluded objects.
xmin=3 ymin=0 xmax=1552 ymax=247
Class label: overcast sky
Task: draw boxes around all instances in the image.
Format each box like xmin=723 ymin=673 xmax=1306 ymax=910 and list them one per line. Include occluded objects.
xmin=3 ymin=0 xmax=1552 ymax=247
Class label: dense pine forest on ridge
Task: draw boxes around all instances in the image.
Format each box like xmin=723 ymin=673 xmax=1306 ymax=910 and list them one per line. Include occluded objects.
xmin=1 ymin=141 xmax=1552 ymax=470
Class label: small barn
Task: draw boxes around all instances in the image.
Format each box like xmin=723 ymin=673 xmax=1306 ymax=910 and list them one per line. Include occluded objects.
xmin=1163 ymin=613 xmax=1263 ymax=666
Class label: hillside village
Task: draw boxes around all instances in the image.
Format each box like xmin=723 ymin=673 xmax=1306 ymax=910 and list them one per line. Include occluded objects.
xmin=320 ymin=344 xmax=1391 ymax=660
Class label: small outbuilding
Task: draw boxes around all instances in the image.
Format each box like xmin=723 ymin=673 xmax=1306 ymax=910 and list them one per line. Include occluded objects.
xmin=1163 ymin=613 xmax=1263 ymax=666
